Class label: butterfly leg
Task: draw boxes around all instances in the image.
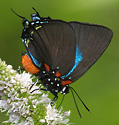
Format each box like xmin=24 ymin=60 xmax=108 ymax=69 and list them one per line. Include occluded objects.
xmin=29 ymin=78 xmax=41 ymax=90
xmin=16 ymin=67 xmax=25 ymax=72
xmin=51 ymin=96 xmax=58 ymax=105
xmin=30 ymin=88 xmax=47 ymax=93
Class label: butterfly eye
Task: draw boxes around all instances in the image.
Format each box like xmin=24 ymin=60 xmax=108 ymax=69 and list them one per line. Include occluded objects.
xmin=31 ymin=14 xmax=41 ymax=21
xmin=22 ymin=19 xmax=29 ymax=28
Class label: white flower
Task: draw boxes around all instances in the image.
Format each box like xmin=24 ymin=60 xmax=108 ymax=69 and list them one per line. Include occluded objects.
xmin=20 ymin=88 xmax=27 ymax=93
xmin=9 ymin=113 xmax=20 ymax=124
xmin=26 ymin=117 xmax=34 ymax=125
xmin=64 ymin=110 xmax=71 ymax=116
xmin=7 ymin=65 xmax=13 ymax=69
xmin=10 ymin=77 xmax=16 ymax=85
xmin=0 ymin=100 xmax=9 ymax=111
xmin=7 ymin=99 xmax=11 ymax=103
xmin=28 ymin=96 xmax=33 ymax=99
xmin=6 ymin=65 xmax=15 ymax=74
xmin=0 ymin=81 xmax=5 ymax=90
xmin=45 ymin=104 xmax=70 ymax=125
xmin=0 ymin=81 xmax=5 ymax=85
xmin=0 ymin=86 xmax=4 ymax=90
xmin=0 ymin=58 xmax=71 ymax=125
xmin=1 ymin=70 xmax=5 ymax=74
xmin=32 ymin=99 xmax=37 ymax=104
xmin=40 ymin=93 xmax=51 ymax=104
xmin=62 ymin=119 xmax=70 ymax=124
xmin=15 ymin=72 xmax=32 ymax=88
xmin=10 ymin=69 xmax=15 ymax=74
xmin=40 ymin=119 xmax=45 ymax=123
xmin=46 ymin=104 xmax=61 ymax=124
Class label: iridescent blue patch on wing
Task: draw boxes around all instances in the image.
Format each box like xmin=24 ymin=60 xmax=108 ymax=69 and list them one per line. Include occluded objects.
xmin=61 ymin=44 xmax=83 ymax=78
xmin=29 ymin=52 xmax=41 ymax=68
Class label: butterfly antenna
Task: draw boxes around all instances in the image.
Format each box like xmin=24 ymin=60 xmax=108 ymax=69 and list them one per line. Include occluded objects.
xmin=70 ymin=87 xmax=91 ymax=113
xmin=32 ymin=7 xmax=40 ymax=17
xmin=57 ymin=94 xmax=65 ymax=109
xmin=70 ymin=87 xmax=82 ymax=118
xmin=11 ymin=9 xmax=25 ymax=19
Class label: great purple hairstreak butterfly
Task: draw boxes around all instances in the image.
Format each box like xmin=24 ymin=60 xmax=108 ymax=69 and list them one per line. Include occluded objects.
xmin=12 ymin=8 xmax=113 ymax=117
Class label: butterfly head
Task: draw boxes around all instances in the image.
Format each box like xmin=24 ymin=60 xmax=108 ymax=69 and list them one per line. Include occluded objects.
xmin=31 ymin=7 xmax=41 ymax=21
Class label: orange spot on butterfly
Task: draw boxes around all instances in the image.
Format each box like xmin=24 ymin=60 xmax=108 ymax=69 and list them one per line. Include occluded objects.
xmin=55 ymin=72 xmax=61 ymax=77
xmin=44 ymin=63 xmax=50 ymax=71
xmin=62 ymin=80 xmax=73 ymax=86
xmin=22 ymin=55 xmax=40 ymax=74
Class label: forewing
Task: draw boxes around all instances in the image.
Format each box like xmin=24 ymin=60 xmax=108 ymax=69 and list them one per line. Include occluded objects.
xmin=67 ymin=22 xmax=113 ymax=82
xmin=31 ymin=20 xmax=76 ymax=75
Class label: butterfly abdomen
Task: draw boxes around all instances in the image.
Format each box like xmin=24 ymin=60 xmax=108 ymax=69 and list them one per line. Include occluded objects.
xmin=22 ymin=52 xmax=40 ymax=74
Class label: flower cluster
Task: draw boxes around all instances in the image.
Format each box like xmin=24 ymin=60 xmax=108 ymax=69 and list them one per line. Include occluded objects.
xmin=0 ymin=59 xmax=70 ymax=125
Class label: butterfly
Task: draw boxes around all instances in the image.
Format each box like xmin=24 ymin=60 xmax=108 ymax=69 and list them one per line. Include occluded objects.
xmin=12 ymin=8 xmax=113 ymax=117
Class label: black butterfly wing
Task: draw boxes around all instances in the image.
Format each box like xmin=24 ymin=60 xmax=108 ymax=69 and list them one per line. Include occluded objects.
xmin=64 ymin=21 xmax=113 ymax=82
xmin=25 ymin=29 xmax=52 ymax=66
xmin=27 ymin=20 xmax=76 ymax=75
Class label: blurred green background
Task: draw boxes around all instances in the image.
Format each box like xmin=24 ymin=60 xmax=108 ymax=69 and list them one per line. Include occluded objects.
xmin=0 ymin=0 xmax=119 ymax=124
